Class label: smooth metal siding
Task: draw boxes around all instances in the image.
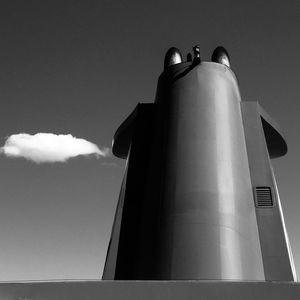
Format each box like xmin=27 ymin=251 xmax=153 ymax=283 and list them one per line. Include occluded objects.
xmin=241 ymin=102 xmax=296 ymax=281
xmin=154 ymin=63 xmax=264 ymax=280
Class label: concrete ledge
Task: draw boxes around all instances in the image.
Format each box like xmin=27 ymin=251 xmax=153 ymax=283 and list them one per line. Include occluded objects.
xmin=0 ymin=280 xmax=300 ymax=300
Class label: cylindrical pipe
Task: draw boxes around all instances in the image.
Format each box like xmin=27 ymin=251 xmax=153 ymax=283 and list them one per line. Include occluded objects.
xmin=154 ymin=62 xmax=264 ymax=280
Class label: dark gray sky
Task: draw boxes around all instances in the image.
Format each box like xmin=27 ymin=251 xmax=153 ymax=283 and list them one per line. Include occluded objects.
xmin=0 ymin=1 xmax=299 ymax=280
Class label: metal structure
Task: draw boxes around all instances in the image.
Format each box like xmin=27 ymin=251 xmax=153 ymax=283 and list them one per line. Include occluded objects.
xmin=103 ymin=46 xmax=297 ymax=281
xmin=0 ymin=45 xmax=299 ymax=300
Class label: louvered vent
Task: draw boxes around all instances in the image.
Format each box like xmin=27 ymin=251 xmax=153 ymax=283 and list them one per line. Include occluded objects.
xmin=255 ymin=187 xmax=274 ymax=207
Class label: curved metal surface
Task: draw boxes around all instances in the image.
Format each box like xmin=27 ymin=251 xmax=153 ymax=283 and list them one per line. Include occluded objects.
xmin=211 ymin=46 xmax=231 ymax=67
xmin=186 ymin=53 xmax=192 ymax=62
xmin=112 ymin=104 xmax=156 ymax=159
xmin=164 ymin=47 xmax=183 ymax=70
xmin=112 ymin=106 xmax=137 ymax=159
xmin=154 ymin=62 xmax=264 ymax=280
xmin=258 ymin=105 xmax=288 ymax=158
xmin=108 ymin=59 xmax=293 ymax=281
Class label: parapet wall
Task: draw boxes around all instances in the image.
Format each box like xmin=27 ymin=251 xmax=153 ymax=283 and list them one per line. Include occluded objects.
xmin=0 ymin=280 xmax=299 ymax=300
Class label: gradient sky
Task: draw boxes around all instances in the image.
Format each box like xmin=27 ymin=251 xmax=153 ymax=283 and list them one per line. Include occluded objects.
xmin=0 ymin=1 xmax=299 ymax=281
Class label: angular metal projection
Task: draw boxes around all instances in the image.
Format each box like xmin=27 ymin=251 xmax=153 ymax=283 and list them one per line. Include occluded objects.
xmin=103 ymin=46 xmax=297 ymax=282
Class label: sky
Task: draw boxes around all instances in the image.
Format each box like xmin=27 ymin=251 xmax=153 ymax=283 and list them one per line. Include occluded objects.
xmin=0 ymin=0 xmax=299 ymax=281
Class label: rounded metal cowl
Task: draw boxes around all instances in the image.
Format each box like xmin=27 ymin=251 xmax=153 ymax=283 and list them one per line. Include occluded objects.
xmin=211 ymin=46 xmax=230 ymax=67
xmin=164 ymin=47 xmax=183 ymax=70
xmin=186 ymin=53 xmax=193 ymax=62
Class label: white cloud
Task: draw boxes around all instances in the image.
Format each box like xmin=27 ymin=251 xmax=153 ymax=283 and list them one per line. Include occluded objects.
xmin=0 ymin=133 xmax=110 ymax=163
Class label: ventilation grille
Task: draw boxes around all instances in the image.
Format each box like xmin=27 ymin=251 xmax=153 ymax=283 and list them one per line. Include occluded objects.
xmin=255 ymin=187 xmax=274 ymax=207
